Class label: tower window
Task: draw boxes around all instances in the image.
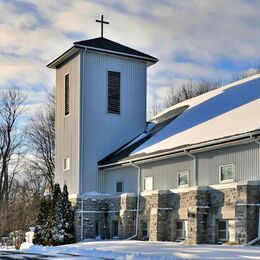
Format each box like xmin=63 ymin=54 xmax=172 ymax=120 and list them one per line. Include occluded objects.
xmin=63 ymin=158 xmax=70 ymax=171
xmin=108 ymin=71 xmax=120 ymax=114
xmin=65 ymin=73 xmax=70 ymax=116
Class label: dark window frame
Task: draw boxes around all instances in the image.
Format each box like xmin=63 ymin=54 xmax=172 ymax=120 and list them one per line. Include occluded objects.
xmin=218 ymin=220 xmax=228 ymax=241
xmin=219 ymin=164 xmax=235 ymax=183
xmin=107 ymin=71 xmax=121 ymax=114
xmin=142 ymin=221 xmax=149 ymax=237
xmin=116 ymin=180 xmax=123 ymax=193
xmin=64 ymin=73 xmax=70 ymax=116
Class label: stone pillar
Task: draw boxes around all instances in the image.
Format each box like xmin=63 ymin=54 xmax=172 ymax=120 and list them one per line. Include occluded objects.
xmin=187 ymin=189 xmax=209 ymax=244
xmin=119 ymin=193 xmax=137 ymax=239
xmin=149 ymin=192 xmax=168 ymax=241
xmin=236 ymin=183 xmax=260 ymax=244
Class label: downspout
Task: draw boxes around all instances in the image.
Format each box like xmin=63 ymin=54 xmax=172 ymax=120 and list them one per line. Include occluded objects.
xmin=184 ymin=150 xmax=197 ymax=186
xmin=81 ymin=194 xmax=84 ymax=241
xmin=246 ymin=135 xmax=260 ymax=246
xmin=127 ymin=161 xmax=141 ymax=240
xmin=80 ymin=48 xmax=87 ymax=241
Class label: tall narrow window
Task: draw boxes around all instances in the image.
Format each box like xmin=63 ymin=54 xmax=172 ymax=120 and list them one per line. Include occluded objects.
xmin=218 ymin=220 xmax=228 ymax=241
xmin=65 ymin=73 xmax=70 ymax=116
xmin=108 ymin=71 xmax=120 ymax=114
xmin=176 ymin=220 xmax=187 ymax=240
xmin=142 ymin=221 xmax=149 ymax=238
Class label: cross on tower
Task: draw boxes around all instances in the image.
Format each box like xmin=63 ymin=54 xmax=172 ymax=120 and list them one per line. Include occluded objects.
xmin=96 ymin=15 xmax=109 ymax=38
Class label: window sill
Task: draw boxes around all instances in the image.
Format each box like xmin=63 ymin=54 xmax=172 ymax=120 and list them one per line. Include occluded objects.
xmin=219 ymin=179 xmax=234 ymax=184
xmin=177 ymin=185 xmax=189 ymax=188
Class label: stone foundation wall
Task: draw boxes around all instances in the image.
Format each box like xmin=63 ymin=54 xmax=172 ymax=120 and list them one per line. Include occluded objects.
xmin=72 ymin=183 xmax=260 ymax=244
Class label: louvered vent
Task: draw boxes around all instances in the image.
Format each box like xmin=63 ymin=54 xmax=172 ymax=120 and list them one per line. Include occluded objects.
xmin=65 ymin=74 xmax=69 ymax=116
xmin=108 ymin=71 xmax=120 ymax=114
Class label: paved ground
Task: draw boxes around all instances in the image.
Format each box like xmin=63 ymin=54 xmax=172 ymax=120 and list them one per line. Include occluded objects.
xmin=0 ymin=250 xmax=54 ymax=259
xmin=0 ymin=250 xmax=99 ymax=259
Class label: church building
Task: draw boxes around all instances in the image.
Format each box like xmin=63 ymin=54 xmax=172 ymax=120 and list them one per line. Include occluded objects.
xmin=47 ymin=17 xmax=260 ymax=245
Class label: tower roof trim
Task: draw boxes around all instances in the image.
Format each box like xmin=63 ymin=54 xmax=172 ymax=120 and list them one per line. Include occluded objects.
xmin=47 ymin=37 xmax=158 ymax=69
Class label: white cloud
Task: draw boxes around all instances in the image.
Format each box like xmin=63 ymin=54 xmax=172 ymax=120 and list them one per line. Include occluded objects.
xmin=0 ymin=0 xmax=259 ymax=114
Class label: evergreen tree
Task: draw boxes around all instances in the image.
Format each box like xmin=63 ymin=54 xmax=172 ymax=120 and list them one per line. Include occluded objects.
xmin=33 ymin=195 xmax=52 ymax=245
xmin=44 ymin=183 xmax=75 ymax=246
xmin=61 ymin=184 xmax=75 ymax=244
xmin=45 ymin=183 xmax=63 ymax=246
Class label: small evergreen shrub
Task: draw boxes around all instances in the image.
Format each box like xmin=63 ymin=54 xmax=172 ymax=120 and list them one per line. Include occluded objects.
xmin=34 ymin=183 xmax=75 ymax=246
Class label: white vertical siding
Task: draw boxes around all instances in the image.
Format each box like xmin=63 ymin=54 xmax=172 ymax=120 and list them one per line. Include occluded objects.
xmin=103 ymin=142 xmax=260 ymax=193
xmin=197 ymin=142 xmax=260 ymax=185
xmin=140 ymin=157 xmax=194 ymax=191
xmin=81 ymin=51 xmax=147 ymax=192
xmin=103 ymin=167 xmax=138 ymax=194
xmin=55 ymin=54 xmax=81 ymax=195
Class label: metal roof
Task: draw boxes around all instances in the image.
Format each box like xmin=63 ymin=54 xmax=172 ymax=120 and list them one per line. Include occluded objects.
xmin=47 ymin=37 xmax=158 ymax=68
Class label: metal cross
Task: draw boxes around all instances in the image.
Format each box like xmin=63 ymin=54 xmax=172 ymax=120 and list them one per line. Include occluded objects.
xmin=96 ymin=15 xmax=109 ymax=38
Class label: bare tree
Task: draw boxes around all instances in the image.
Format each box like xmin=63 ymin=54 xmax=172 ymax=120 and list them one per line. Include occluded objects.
xmin=0 ymin=89 xmax=26 ymax=213
xmin=148 ymin=79 xmax=222 ymax=119
xmin=148 ymin=100 xmax=163 ymax=120
xmin=162 ymin=79 xmax=221 ymax=111
xmin=232 ymin=67 xmax=260 ymax=82
xmin=0 ymin=175 xmax=42 ymax=236
xmin=26 ymin=90 xmax=55 ymax=191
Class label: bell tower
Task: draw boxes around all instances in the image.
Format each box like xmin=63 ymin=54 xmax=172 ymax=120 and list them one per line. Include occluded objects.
xmin=47 ymin=17 xmax=158 ymax=195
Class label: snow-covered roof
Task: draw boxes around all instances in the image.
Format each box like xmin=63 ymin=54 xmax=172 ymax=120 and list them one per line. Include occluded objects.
xmin=99 ymin=74 xmax=260 ymax=167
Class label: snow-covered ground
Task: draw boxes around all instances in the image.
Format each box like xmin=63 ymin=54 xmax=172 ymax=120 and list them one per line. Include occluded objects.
xmin=16 ymin=240 xmax=260 ymax=259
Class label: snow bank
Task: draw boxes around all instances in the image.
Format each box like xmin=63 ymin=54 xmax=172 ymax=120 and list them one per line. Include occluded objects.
xmin=80 ymin=191 xmax=118 ymax=199
xmin=20 ymin=242 xmax=171 ymax=259
xmin=20 ymin=242 xmax=33 ymax=250
xmin=19 ymin=240 xmax=260 ymax=259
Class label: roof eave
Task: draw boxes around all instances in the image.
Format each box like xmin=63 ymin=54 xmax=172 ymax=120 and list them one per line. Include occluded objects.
xmin=47 ymin=46 xmax=84 ymax=69
xmin=74 ymin=44 xmax=159 ymax=65
xmin=99 ymin=130 xmax=260 ymax=169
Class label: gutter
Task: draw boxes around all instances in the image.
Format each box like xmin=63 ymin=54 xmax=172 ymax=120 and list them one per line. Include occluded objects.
xmin=99 ymin=130 xmax=260 ymax=169
xmin=126 ymin=162 xmax=141 ymax=240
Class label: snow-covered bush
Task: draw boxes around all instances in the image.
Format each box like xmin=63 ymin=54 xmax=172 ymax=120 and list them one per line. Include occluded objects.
xmin=10 ymin=230 xmax=25 ymax=249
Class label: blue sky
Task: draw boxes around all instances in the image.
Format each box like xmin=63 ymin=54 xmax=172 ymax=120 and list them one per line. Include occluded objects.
xmin=0 ymin=0 xmax=259 ymax=116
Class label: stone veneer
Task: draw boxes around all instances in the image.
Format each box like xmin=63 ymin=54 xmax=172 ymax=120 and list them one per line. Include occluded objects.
xmin=71 ymin=181 xmax=260 ymax=244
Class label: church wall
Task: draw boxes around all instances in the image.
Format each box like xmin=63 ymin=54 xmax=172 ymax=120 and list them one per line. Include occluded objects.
xmin=102 ymin=142 xmax=260 ymax=193
xmin=103 ymin=166 xmax=138 ymax=194
xmin=141 ymin=157 xmax=194 ymax=190
xmin=80 ymin=51 xmax=147 ymax=193
xmin=55 ymin=53 xmax=81 ymax=194
xmin=197 ymin=142 xmax=260 ymax=186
